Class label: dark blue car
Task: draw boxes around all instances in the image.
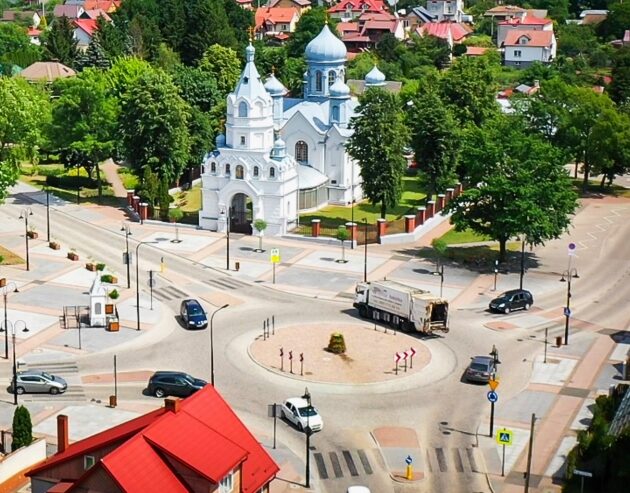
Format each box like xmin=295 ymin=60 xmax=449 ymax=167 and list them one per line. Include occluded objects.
xmin=180 ymin=299 xmax=208 ymax=329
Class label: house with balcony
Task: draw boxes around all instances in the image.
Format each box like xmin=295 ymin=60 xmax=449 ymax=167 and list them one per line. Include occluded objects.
xmin=255 ymin=7 xmax=301 ymax=40
xmin=496 ymin=15 xmax=553 ymax=47
xmin=267 ymin=0 xmax=312 ymax=14
xmin=503 ymin=30 xmax=556 ymax=68
xmin=424 ymin=0 xmax=465 ymax=22
xmin=26 ymin=387 xmax=279 ymax=493
xmin=328 ymin=0 xmax=388 ymax=22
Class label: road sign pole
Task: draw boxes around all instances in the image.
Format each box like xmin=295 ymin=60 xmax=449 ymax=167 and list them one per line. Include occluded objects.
xmin=149 ymin=270 xmax=154 ymax=310
xmin=489 ymin=400 xmax=495 ymax=438
xmin=544 ymin=327 xmax=548 ymax=364
xmin=273 ymin=408 xmax=277 ymax=449
xmin=395 ymin=361 xmax=398 ymax=375
xmin=273 ymin=263 xmax=276 ymax=284
xmin=501 ymin=444 xmax=505 ymax=477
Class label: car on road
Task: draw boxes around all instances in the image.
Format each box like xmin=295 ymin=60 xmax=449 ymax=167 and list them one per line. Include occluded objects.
xmin=9 ymin=370 xmax=67 ymax=395
xmin=281 ymin=398 xmax=323 ymax=432
xmin=180 ymin=299 xmax=208 ymax=329
xmin=347 ymin=487 xmax=371 ymax=493
xmin=489 ymin=289 xmax=533 ymax=314
xmin=147 ymin=371 xmax=207 ymax=398
xmin=465 ymin=356 xmax=496 ymax=383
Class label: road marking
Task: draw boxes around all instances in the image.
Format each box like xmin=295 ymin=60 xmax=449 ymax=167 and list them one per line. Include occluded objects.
xmin=357 ymin=449 xmax=373 ymax=475
xmin=435 ymin=447 xmax=447 ymax=472
xmin=314 ymin=453 xmax=328 ymax=480
xmin=343 ymin=450 xmax=359 ymax=477
xmin=453 ymin=449 xmax=464 ymax=472
xmin=466 ymin=448 xmax=478 ymax=472
xmin=329 ymin=451 xmax=343 ymax=478
xmin=204 ymin=278 xmax=248 ymax=290
xmin=425 ymin=449 xmax=433 ymax=473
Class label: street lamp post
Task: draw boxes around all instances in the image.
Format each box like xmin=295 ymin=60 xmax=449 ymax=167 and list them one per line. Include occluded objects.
xmin=19 ymin=208 xmax=33 ymax=271
xmin=433 ymin=263 xmax=444 ymax=297
xmin=4 ymin=320 xmax=28 ymax=406
xmin=519 ymin=235 xmax=526 ymax=290
xmin=209 ymin=304 xmax=229 ymax=386
xmin=362 ymin=219 xmax=368 ymax=283
xmin=350 ymin=162 xmax=354 ymax=250
xmin=1 ymin=283 xmax=19 ymax=359
xmin=302 ymin=387 xmax=312 ymax=489
xmin=121 ymin=224 xmax=132 ymax=289
xmin=46 ymin=189 xmax=51 ymax=243
xmin=135 ymin=241 xmax=157 ymax=331
xmin=560 ymin=268 xmax=579 ymax=345
xmin=221 ymin=209 xmax=230 ymax=270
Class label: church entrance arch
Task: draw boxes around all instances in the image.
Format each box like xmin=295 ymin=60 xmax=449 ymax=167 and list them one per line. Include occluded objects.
xmin=229 ymin=193 xmax=253 ymax=234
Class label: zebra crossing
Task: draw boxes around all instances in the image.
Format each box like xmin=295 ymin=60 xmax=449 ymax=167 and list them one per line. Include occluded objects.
xmin=151 ymin=285 xmax=190 ymax=302
xmin=19 ymin=361 xmax=86 ymax=402
xmin=313 ymin=448 xmax=375 ymax=480
xmin=426 ymin=447 xmax=480 ymax=474
xmin=203 ymin=277 xmax=249 ymax=291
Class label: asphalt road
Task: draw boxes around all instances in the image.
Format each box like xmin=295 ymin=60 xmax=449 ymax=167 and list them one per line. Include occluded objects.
xmin=2 ymin=192 xmax=628 ymax=493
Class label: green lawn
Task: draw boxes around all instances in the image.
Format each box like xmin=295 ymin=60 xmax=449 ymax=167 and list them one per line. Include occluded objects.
xmin=438 ymin=228 xmax=491 ymax=245
xmin=174 ymin=184 xmax=202 ymax=212
xmin=0 ymin=245 xmax=24 ymax=265
xmin=117 ymin=167 xmax=140 ymax=190
xmin=571 ymin=178 xmax=630 ymax=198
xmin=300 ymin=174 xmax=427 ymax=227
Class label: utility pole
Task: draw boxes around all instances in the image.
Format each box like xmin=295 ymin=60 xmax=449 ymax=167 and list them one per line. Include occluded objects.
xmin=524 ymin=413 xmax=536 ymax=493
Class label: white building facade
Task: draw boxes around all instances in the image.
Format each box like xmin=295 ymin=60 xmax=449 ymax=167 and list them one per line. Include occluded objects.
xmin=200 ymin=25 xmax=383 ymax=236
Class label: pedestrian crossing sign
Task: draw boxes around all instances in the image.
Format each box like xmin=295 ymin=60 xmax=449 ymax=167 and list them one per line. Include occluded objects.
xmin=270 ymin=248 xmax=281 ymax=264
xmin=496 ymin=428 xmax=513 ymax=446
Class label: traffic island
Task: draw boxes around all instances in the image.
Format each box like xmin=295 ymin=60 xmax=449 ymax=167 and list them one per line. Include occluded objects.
xmin=372 ymin=427 xmax=425 ymax=482
xmin=249 ymin=322 xmax=431 ymax=384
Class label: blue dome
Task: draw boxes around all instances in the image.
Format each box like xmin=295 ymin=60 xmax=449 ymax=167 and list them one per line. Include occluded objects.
xmin=330 ymin=77 xmax=350 ymax=97
xmin=305 ymin=25 xmax=347 ymax=63
xmin=365 ymin=65 xmax=386 ymax=87
xmin=264 ymin=74 xmax=287 ymax=96
xmin=215 ymin=133 xmax=226 ymax=148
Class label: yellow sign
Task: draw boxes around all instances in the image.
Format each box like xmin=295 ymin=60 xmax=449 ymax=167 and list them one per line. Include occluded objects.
xmin=488 ymin=379 xmax=499 ymax=391
xmin=270 ymin=248 xmax=281 ymax=264
xmin=496 ymin=428 xmax=513 ymax=446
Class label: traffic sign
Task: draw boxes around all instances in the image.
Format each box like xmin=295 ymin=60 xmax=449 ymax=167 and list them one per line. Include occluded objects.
xmin=402 ymin=351 xmax=409 ymax=360
xmin=409 ymin=347 xmax=417 ymax=357
xmin=564 ymin=307 xmax=572 ymax=317
xmin=496 ymin=428 xmax=513 ymax=446
xmin=405 ymin=455 xmax=413 ymax=465
xmin=568 ymin=243 xmax=577 ymax=256
xmin=270 ymin=248 xmax=281 ymax=264
xmin=487 ymin=391 xmax=498 ymax=403
xmin=488 ymin=379 xmax=499 ymax=391
xmin=395 ymin=352 xmax=402 ymax=363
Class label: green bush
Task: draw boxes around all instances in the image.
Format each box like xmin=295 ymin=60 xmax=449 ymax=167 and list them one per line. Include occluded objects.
xmin=326 ymin=333 xmax=346 ymax=354
xmin=101 ymin=274 xmax=114 ymax=283
xmin=108 ymin=289 xmax=120 ymax=300
xmin=11 ymin=405 xmax=33 ymax=451
xmin=168 ymin=207 xmax=184 ymax=222
xmin=96 ymin=263 xmax=106 ymax=271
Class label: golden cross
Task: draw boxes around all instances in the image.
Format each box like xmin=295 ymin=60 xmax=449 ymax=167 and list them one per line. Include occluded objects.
xmin=248 ymin=26 xmax=255 ymax=42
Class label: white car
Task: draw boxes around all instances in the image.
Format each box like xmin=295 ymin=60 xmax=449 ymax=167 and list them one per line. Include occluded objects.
xmin=347 ymin=487 xmax=371 ymax=493
xmin=281 ymin=397 xmax=323 ymax=432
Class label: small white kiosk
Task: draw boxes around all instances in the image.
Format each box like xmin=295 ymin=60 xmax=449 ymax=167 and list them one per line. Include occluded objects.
xmin=89 ymin=276 xmax=107 ymax=327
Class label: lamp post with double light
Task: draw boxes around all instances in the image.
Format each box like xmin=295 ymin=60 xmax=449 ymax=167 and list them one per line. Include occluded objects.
xmin=135 ymin=241 xmax=157 ymax=331
xmin=46 ymin=188 xmax=51 ymax=243
xmin=221 ymin=208 xmax=230 ymax=270
xmin=362 ymin=218 xmax=368 ymax=283
xmin=1 ymin=282 xmax=19 ymax=359
xmin=519 ymin=234 xmax=526 ymax=290
xmin=302 ymin=387 xmax=313 ymax=489
xmin=3 ymin=320 xmax=29 ymax=405
xmin=560 ymin=268 xmax=579 ymax=345
xmin=18 ymin=208 xmax=33 ymax=271
xmin=210 ymin=304 xmax=229 ymax=386
xmin=433 ymin=263 xmax=445 ymax=297
xmin=121 ymin=224 xmax=132 ymax=289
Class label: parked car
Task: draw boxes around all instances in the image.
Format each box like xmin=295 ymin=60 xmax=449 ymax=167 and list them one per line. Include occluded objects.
xmin=347 ymin=487 xmax=371 ymax=493
xmin=9 ymin=370 xmax=67 ymax=395
xmin=147 ymin=371 xmax=206 ymax=398
xmin=180 ymin=299 xmax=208 ymax=329
xmin=465 ymin=356 xmax=497 ymax=383
xmin=281 ymin=397 xmax=323 ymax=432
xmin=489 ymin=289 xmax=533 ymax=314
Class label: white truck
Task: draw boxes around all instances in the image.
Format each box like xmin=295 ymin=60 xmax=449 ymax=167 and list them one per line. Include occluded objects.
xmin=353 ymin=280 xmax=449 ymax=334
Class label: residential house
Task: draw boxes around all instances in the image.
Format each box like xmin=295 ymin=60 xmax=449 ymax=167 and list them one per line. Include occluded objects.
xmin=82 ymin=0 xmax=121 ymax=13
xmin=399 ymin=7 xmax=437 ymax=34
xmin=496 ymin=15 xmax=553 ymax=47
xmin=19 ymin=61 xmax=76 ymax=83
xmin=514 ymin=80 xmax=540 ymax=95
xmin=52 ymin=4 xmax=85 ymax=20
xmin=267 ymin=0 xmax=312 ymax=15
xmin=503 ymin=30 xmax=556 ymax=68
xmin=27 ymin=26 xmax=41 ymax=45
xmin=465 ymin=46 xmax=489 ymax=57
xmin=80 ymin=8 xmax=113 ymax=22
xmin=328 ymin=0 xmax=388 ymax=22
xmin=484 ymin=5 xmax=527 ymax=22
xmin=417 ymin=21 xmax=472 ymax=48
xmin=339 ymin=11 xmax=403 ymax=50
xmin=610 ymin=29 xmax=630 ymax=48
xmin=255 ymin=7 xmax=301 ymax=40
xmin=26 ymin=388 xmax=279 ymax=492
xmin=235 ymin=0 xmax=254 ymax=10
xmin=1 ymin=10 xmax=41 ymax=27
xmin=424 ymin=0 xmax=465 ymax=23
xmin=73 ymin=18 xmax=98 ymax=50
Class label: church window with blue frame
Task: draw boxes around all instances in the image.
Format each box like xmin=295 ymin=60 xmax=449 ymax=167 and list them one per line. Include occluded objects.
xmin=295 ymin=141 xmax=308 ymax=163
xmin=210 ymin=162 xmax=216 ymax=173
xmin=238 ymin=102 xmax=248 ymax=117
xmin=315 ymin=71 xmax=323 ymax=92
xmin=328 ymin=71 xmax=336 ymax=87
xmin=332 ymin=106 xmax=340 ymax=122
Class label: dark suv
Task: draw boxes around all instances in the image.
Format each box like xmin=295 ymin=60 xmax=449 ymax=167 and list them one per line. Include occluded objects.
xmin=147 ymin=371 xmax=206 ymax=398
xmin=180 ymin=299 xmax=208 ymax=329
xmin=489 ymin=289 xmax=534 ymax=314
xmin=465 ymin=356 xmax=497 ymax=383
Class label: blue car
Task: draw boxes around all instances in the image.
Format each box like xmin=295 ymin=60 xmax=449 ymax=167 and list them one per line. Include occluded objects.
xmin=180 ymin=299 xmax=208 ymax=329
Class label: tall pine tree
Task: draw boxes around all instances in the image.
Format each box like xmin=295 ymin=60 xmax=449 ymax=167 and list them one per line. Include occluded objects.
xmin=43 ymin=15 xmax=78 ymax=67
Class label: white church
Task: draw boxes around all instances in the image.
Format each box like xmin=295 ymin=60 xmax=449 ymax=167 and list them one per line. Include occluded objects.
xmin=199 ymin=25 xmax=388 ymax=235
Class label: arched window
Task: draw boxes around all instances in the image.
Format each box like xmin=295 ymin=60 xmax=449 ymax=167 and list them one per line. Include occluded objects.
xmin=328 ymin=71 xmax=336 ymax=87
xmin=210 ymin=162 xmax=216 ymax=173
xmin=95 ymin=302 xmax=102 ymax=315
xmin=295 ymin=141 xmax=308 ymax=163
xmin=235 ymin=165 xmax=244 ymax=179
xmin=315 ymin=71 xmax=323 ymax=92
xmin=332 ymin=106 xmax=340 ymax=122
xmin=225 ymin=164 xmax=231 ymax=176
xmin=238 ymin=101 xmax=248 ymax=117
xmin=253 ymin=166 xmax=259 ymax=177
xmin=269 ymin=167 xmax=276 ymax=178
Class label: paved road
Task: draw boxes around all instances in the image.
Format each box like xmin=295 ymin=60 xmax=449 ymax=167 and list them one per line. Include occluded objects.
xmin=1 ymin=188 xmax=628 ymax=493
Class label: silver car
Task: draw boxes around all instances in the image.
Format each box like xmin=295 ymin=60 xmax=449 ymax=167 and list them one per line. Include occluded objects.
xmin=9 ymin=370 xmax=68 ymax=395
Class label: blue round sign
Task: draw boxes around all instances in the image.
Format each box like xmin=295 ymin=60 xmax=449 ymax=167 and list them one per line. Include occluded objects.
xmin=405 ymin=455 xmax=413 ymax=465
xmin=487 ymin=391 xmax=498 ymax=403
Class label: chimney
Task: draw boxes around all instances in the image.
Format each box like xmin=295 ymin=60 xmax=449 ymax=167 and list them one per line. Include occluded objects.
xmin=57 ymin=414 xmax=69 ymax=453
xmin=165 ymin=397 xmax=181 ymax=414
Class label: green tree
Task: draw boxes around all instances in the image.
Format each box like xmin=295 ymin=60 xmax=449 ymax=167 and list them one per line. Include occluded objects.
xmin=0 ymin=78 xmax=49 ymax=203
xmin=49 ymin=70 xmax=118 ymax=201
xmin=610 ymin=47 xmax=630 ymax=106
xmin=11 ymin=405 xmax=33 ymax=451
xmin=598 ymin=2 xmax=630 ymax=40
xmin=42 ymin=15 xmax=78 ymax=67
xmin=181 ymin=0 xmax=237 ymax=65
xmin=407 ymin=89 xmax=460 ymax=201
xmin=223 ymin=0 xmax=254 ymax=50
xmin=92 ymin=15 xmax=130 ymax=60
xmin=287 ymin=7 xmax=336 ymax=59
xmin=587 ymin=107 xmax=630 ymax=187
xmin=336 ymin=225 xmax=350 ymax=263
xmin=105 ymin=57 xmax=154 ymax=99
xmin=440 ymin=55 xmax=499 ymax=126
xmin=75 ymin=40 xmax=111 ymax=71
xmin=0 ymin=23 xmax=41 ymax=70
xmin=253 ymin=218 xmax=267 ymax=252
xmin=347 ymin=88 xmax=410 ymax=218
xmin=446 ymin=116 xmax=578 ymax=261
xmin=119 ymin=69 xmax=191 ymax=183
xmin=198 ymin=44 xmax=241 ymax=97
xmin=139 ymin=166 xmax=160 ymax=216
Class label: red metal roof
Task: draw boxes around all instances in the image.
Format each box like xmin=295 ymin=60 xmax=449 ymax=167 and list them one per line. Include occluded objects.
xmin=499 ymin=15 xmax=552 ymax=26
xmin=466 ymin=46 xmax=489 ymax=56
xmin=418 ymin=22 xmax=472 ymax=42
xmin=504 ymin=30 xmax=554 ymax=47
xmin=329 ymin=0 xmax=385 ymax=13
xmin=255 ymin=7 xmax=299 ymax=29
xmin=27 ymin=387 xmax=279 ymax=493
xmin=73 ymin=18 xmax=98 ymax=37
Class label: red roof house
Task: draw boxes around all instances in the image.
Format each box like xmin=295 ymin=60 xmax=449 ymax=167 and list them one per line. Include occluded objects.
xmin=27 ymin=387 xmax=279 ymax=493
xmin=417 ymin=21 xmax=472 ymax=46
xmin=328 ymin=0 xmax=387 ymax=21
xmin=255 ymin=7 xmax=301 ymax=38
